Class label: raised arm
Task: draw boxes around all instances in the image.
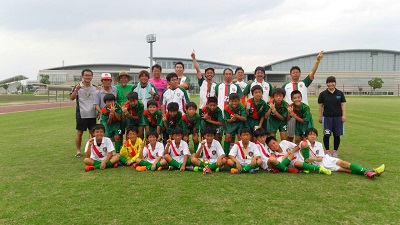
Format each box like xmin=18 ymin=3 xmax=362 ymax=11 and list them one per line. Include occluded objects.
xmin=309 ymin=51 xmax=324 ymax=80
xmin=191 ymin=50 xmax=202 ymax=80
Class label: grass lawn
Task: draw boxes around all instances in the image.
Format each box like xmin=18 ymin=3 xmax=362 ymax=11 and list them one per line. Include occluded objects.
xmin=0 ymin=95 xmax=399 ymax=224
xmin=0 ymin=94 xmax=70 ymax=105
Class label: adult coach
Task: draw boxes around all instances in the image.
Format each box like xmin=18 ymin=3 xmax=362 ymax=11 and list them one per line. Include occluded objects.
xmin=149 ymin=64 xmax=167 ymax=109
xmin=214 ymin=68 xmax=243 ymax=117
xmin=318 ymin=76 xmax=346 ymax=157
xmin=70 ymin=69 xmax=97 ymax=157
xmin=95 ymin=73 xmax=118 ymax=120
xmin=283 ymin=51 xmax=324 ymax=142
xmin=192 ymin=50 xmax=216 ymax=109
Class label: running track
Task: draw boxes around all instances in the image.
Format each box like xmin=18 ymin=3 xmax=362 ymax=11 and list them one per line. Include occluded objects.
xmin=0 ymin=101 xmax=76 ymax=114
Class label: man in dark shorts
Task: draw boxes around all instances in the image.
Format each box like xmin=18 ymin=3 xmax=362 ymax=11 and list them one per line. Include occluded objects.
xmin=70 ymin=69 xmax=98 ymax=157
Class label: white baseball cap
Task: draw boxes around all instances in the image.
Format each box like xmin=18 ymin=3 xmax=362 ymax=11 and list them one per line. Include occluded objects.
xmin=101 ymin=73 xmax=112 ymax=80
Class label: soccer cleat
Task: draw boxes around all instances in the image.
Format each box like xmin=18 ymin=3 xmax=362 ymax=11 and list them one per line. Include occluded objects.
xmin=303 ymin=170 xmax=310 ymax=174
xmin=332 ymin=150 xmax=338 ymax=157
xmin=157 ymin=166 xmax=163 ymax=171
xmin=185 ymin=166 xmax=194 ymax=171
xmin=249 ymin=169 xmax=255 ymax=174
xmin=326 ymin=150 xmax=331 ymax=156
xmin=113 ymin=163 xmax=119 ymax=168
xmin=230 ymin=168 xmax=241 ymax=174
xmin=215 ymin=167 xmax=220 ymax=173
xmin=373 ymin=164 xmax=385 ymax=176
xmin=271 ymin=168 xmax=280 ymax=174
xmin=364 ymin=171 xmax=376 ymax=178
xmin=168 ymin=166 xmax=175 ymax=171
xmin=319 ymin=166 xmax=332 ymax=175
xmin=129 ymin=163 xmax=138 ymax=169
xmin=135 ymin=166 xmax=147 ymax=172
xmin=118 ymin=162 xmax=124 ymax=166
xmin=288 ymin=168 xmax=300 ymax=174
xmin=193 ymin=166 xmax=204 ymax=172
xmin=202 ymin=167 xmax=213 ymax=174
xmin=85 ymin=165 xmax=95 ymax=172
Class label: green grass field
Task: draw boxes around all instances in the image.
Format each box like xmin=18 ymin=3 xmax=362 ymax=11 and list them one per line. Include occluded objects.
xmin=1 ymin=95 xmax=400 ymax=224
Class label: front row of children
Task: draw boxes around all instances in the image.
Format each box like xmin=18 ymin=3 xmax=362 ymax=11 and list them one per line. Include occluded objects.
xmin=84 ymin=124 xmax=385 ymax=179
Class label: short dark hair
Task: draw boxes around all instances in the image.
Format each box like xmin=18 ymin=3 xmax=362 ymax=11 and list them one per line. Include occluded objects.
xmin=251 ymin=85 xmax=263 ymax=94
xmin=139 ymin=70 xmax=150 ymax=79
xmin=253 ymin=128 xmax=268 ymax=137
xmin=171 ymin=127 xmax=184 ymax=135
xmin=103 ymin=93 xmax=116 ymax=103
xmin=272 ymin=88 xmax=286 ymax=97
xmin=223 ymin=68 xmax=233 ymax=75
xmin=92 ymin=124 xmax=105 ymax=133
xmin=266 ymin=136 xmax=278 ymax=145
xmin=166 ymin=72 xmax=178 ymax=82
xmin=152 ymin=64 xmax=162 ymax=72
xmin=186 ymin=102 xmax=197 ymax=110
xmin=127 ymin=92 xmax=138 ymax=100
xmin=203 ymin=126 xmax=216 ymax=135
xmin=326 ymin=76 xmax=336 ymax=83
xmin=147 ymin=100 xmax=158 ymax=108
xmin=239 ymin=127 xmax=252 ymax=135
xmin=207 ymin=96 xmax=218 ymax=104
xmin=290 ymin=90 xmax=302 ymax=99
xmin=167 ymin=102 xmax=179 ymax=112
xmin=254 ymin=66 xmax=265 ymax=74
xmin=235 ymin=67 xmax=244 ymax=74
xmin=146 ymin=130 xmax=159 ymax=139
xmin=290 ymin=66 xmax=301 ymax=74
xmin=205 ymin=67 xmax=215 ymax=74
xmin=81 ymin=69 xmax=93 ymax=76
xmin=305 ymin=127 xmax=318 ymax=137
xmin=175 ymin=62 xmax=184 ymax=69
xmin=126 ymin=126 xmax=138 ymax=135
xmin=228 ymin=93 xmax=240 ymax=101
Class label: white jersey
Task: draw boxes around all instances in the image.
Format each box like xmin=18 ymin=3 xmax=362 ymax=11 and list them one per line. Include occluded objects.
xmin=85 ymin=137 xmax=115 ymax=162
xmin=198 ymin=78 xmax=216 ymax=108
xmin=236 ymin=80 xmax=247 ymax=92
xmin=161 ymin=87 xmax=190 ymax=114
xmin=297 ymin=140 xmax=340 ymax=171
xmin=255 ymin=141 xmax=273 ymax=170
xmin=196 ymin=139 xmax=225 ymax=164
xmin=294 ymin=140 xmax=324 ymax=164
xmin=143 ymin=142 xmax=164 ymax=163
xmin=167 ymin=140 xmax=190 ymax=164
xmin=282 ymin=75 xmax=313 ymax=105
xmin=214 ymin=82 xmax=243 ymax=117
xmin=243 ymin=80 xmax=273 ymax=102
xmin=229 ymin=141 xmax=260 ymax=165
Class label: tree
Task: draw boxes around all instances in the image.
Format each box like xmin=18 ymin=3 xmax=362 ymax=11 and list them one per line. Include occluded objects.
xmin=368 ymin=77 xmax=384 ymax=94
xmin=1 ymin=84 xmax=9 ymax=93
xmin=358 ymin=86 xmax=363 ymax=96
xmin=316 ymin=84 xmax=322 ymax=95
xmin=39 ymin=74 xmax=50 ymax=84
xmin=16 ymin=82 xmax=22 ymax=93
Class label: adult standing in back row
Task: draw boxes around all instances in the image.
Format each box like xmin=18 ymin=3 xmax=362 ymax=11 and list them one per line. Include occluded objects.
xmin=283 ymin=51 xmax=324 ymax=142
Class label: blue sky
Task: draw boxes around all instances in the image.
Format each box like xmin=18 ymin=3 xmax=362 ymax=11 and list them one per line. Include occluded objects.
xmin=0 ymin=0 xmax=399 ymax=80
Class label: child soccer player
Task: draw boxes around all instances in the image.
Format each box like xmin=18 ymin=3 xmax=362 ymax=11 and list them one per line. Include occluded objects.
xmin=122 ymin=92 xmax=144 ymax=139
xmin=182 ymin=102 xmax=200 ymax=152
xmin=135 ymin=130 xmax=167 ymax=171
xmin=141 ymin=100 xmax=163 ymax=140
xmin=298 ymin=128 xmax=385 ymax=178
xmin=223 ymin=93 xmax=247 ymax=156
xmin=267 ymin=88 xmax=289 ymax=141
xmin=163 ymin=102 xmax=182 ymax=138
xmin=245 ymin=85 xmax=270 ymax=134
xmin=227 ymin=128 xmax=261 ymax=174
xmin=199 ymin=97 xmax=223 ymax=142
xmin=119 ymin=126 xmax=142 ymax=167
xmin=101 ymin=93 xmax=122 ymax=153
xmin=254 ymin=128 xmax=298 ymax=173
xmin=287 ymin=90 xmax=314 ymax=144
xmin=318 ymin=76 xmax=346 ymax=157
xmin=84 ymin=124 xmax=120 ymax=171
xmin=191 ymin=126 xmax=227 ymax=173
xmin=163 ymin=127 xmax=192 ymax=171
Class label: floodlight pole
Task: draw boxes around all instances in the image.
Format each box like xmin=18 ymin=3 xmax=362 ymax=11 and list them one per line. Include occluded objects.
xmin=146 ymin=34 xmax=157 ymax=69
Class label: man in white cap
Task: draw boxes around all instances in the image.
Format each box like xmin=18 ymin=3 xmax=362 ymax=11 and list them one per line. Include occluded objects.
xmin=95 ymin=73 xmax=118 ymax=120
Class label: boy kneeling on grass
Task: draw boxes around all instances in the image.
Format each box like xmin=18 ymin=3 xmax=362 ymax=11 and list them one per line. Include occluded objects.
xmin=297 ymin=128 xmax=385 ymax=178
xmin=191 ymin=126 xmax=227 ymax=173
xmin=84 ymin=124 xmax=120 ymax=172
xmin=135 ymin=131 xmax=167 ymax=171
xmin=164 ymin=127 xmax=192 ymax=171
xmin=227 ymin=128 xmax=262 ymax=174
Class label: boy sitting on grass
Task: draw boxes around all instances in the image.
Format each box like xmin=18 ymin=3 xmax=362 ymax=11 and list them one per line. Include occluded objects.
xmin=227 ymin=128 xmax=261 ymax=174
xmin=199 ymin=97 xmax=223 ymax=142
xmin=182 ymin=102 xmax=200 ymax=152
xmin=287 ymin=90 xmax=314 ymax=144
xmin=191 ymin=126 xmax=227 ymax=173
xmin=119 ymin=126 xmax=142 ymax=167
xmin=163 ymin=127 xmax=192 ymax=171
xmin=254 ymin=128 xmax=298 ymax=173
xmin=135 ymin=131 xmax=167 ymax=171
xmin=122 ymin=92 xmax=144 ymax=139
xmin=84 ymin=124 xmax=120 ymax=171
xmin=298 ymin=128 xmax=385 ymax=178
xmin=101 ymin=93 xmax=122 ymax=153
